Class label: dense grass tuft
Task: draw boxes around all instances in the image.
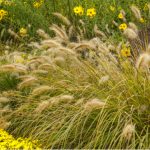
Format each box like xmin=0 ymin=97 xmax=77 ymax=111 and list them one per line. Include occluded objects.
xmin=0 ymin=1 xmax=150 ymax=149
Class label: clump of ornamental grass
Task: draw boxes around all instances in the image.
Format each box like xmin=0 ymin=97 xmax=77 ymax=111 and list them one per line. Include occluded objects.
xmin=5 ymin=43 xmax=150 ymax=149
xmin=1 ymin=9 xmax=150 ymax=149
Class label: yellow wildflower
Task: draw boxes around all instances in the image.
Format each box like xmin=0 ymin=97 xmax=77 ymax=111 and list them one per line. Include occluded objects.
xmin=0 ymin=10 xmax=8 ymax=16
xmin=118 ymin=12 xmax=124 ymax=19
xmin=73 ymin=6 xmax=84 ymax=16
xmin=19 ymin=28 xmax=27 ymax=37
xmin=87 ymin=8 xmax=96 ymax=18
xmin=121 ymin=47 xmax=131 ymax=57
xmin=110 ymin=6 xmax=115 ymax=12
xmin=0 ymin=9 xmax=8 ymax=21
xmin=33 ymin=2 xmax=41 ymax=8
xmin=139 ymin=17 xmax=145 ymax=23
xmin=33 ymin=0 xmax=44 ymax=8
xmin=119 ymin=23 xmax=127 ymax=31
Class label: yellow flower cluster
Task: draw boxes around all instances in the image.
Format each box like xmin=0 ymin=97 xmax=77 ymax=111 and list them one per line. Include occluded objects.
xmin=33 ymin=0 xmax=44 ymax=8
xmin=0 ymin=129 xmax=41 ymax=149
xmin=0 ymin=0 xmax=12 ymax=5
xmin=0 ymin=9 xmax=8 ymax=21
xmin=73 ymin=6 xmax=96 ymax=18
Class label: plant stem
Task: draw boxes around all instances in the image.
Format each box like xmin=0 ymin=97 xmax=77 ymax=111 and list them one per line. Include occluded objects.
xmin=52 ymin=0 xmax=56 ymax=12
xmin=67 ymin=0 xmax=72 ymax=20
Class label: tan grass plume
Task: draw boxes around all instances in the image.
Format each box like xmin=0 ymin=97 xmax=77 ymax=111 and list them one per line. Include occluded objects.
xmin=131 ymin=5 xmax=142 ymax=20
xmin=18 ymin=76 xmax=38 ymax=89
xmin=136 ymin=52 xmax=150 ymax=70
xmin=50 ymin=24 xmax=69 ymax=41
xmin=123 ymin=28 xmax=138 ymax=39
xmin=34 ymin=100 xmax=50 ymax=114
xmin=31 ymin=85 xmax=52 ymax=96
xmin=37 ymin=29 xmax=50 ymax=39
xmin=121 ymin=123 xmax=135 ymax=140
xmin=53 ymin=12 xmax=71 ymax=26
xmin=84 ymin=98 xmax=106 ymax=111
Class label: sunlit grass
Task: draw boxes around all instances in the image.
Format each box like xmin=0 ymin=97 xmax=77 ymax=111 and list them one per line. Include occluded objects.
xmin=0 ymin=1 xmax=150 ymax=149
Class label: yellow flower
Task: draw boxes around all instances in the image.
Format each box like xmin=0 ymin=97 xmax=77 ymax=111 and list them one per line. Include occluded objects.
xmin=118 ymin=12 xmax=124 ymax=19
xmin=121 ymin=47 xmax=131 ymax=57
xmin=33 ymin=2 xmax=41 ymax=8
xmin=33 ymin=0 xmax=44 ymax=8
xmin=110 ymin=6 xmax=115 ymax=12
xmin=0 ymin=10 xmax=8 ymax=16
xmin=73 ymin=6 xmax=84 ymax=16
xmin=139 ymin=17 xmax=145 ymax=23
xmin=19 ymin=28 xmax=27 ymax=37
xmin=119 ymin=23 xmax=127 ymax=31
xmin=87 ymin=8 xmax=96 ymax=18
xmin=0 ymin=9 xmax=8 ymax=21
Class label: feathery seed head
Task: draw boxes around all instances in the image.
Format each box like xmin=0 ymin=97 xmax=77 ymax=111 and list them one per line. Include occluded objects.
xmin=0 ymin=118 xmax=11 ymax=129
xmin=128 ymin=22 xmax=138 ymax=33
xmin=131 ymin=5 xmax=141 ymax=19
xmin=53 ymin=57 xmax=66 ymax=67
xmin=49 ymin=95 xmax=74 ymax=105
xmin=0 ymin=97 xmax=10 ymax=103
xmin=0 ymin=64 xmax=15 ymax=72
xmin=99 ymin=75 xmax=109 ymax=84
xmin=31 ymin=85 xmax=52 ymax=96
xmin=34 ymin=100 xmax=50 ymax=114
xmin=37 ymin=29 xmax=50 ymax=39
xmin=32 ymin=69 xmax=49 ymax=75
xmin=53 ymin=12 xmax=71 ymax=26
xmin=84 ymin=98 xmax=106 ymax=111
xmin=136 ymin=53 xmax=150 ymax=70
xmin=18 ymin=77 xmax=38 ymax=89
xmin=123 ymin=28 xmax=138 ymax=39
xmin=121 ymin=123 xmax=135 ymax=140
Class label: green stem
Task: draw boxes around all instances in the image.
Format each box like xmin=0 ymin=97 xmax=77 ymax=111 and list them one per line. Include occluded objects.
xmin=67 ymin=0 xmax=72 ymax=20
xmin=52 ymin=0 xmax=56 ymax=12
